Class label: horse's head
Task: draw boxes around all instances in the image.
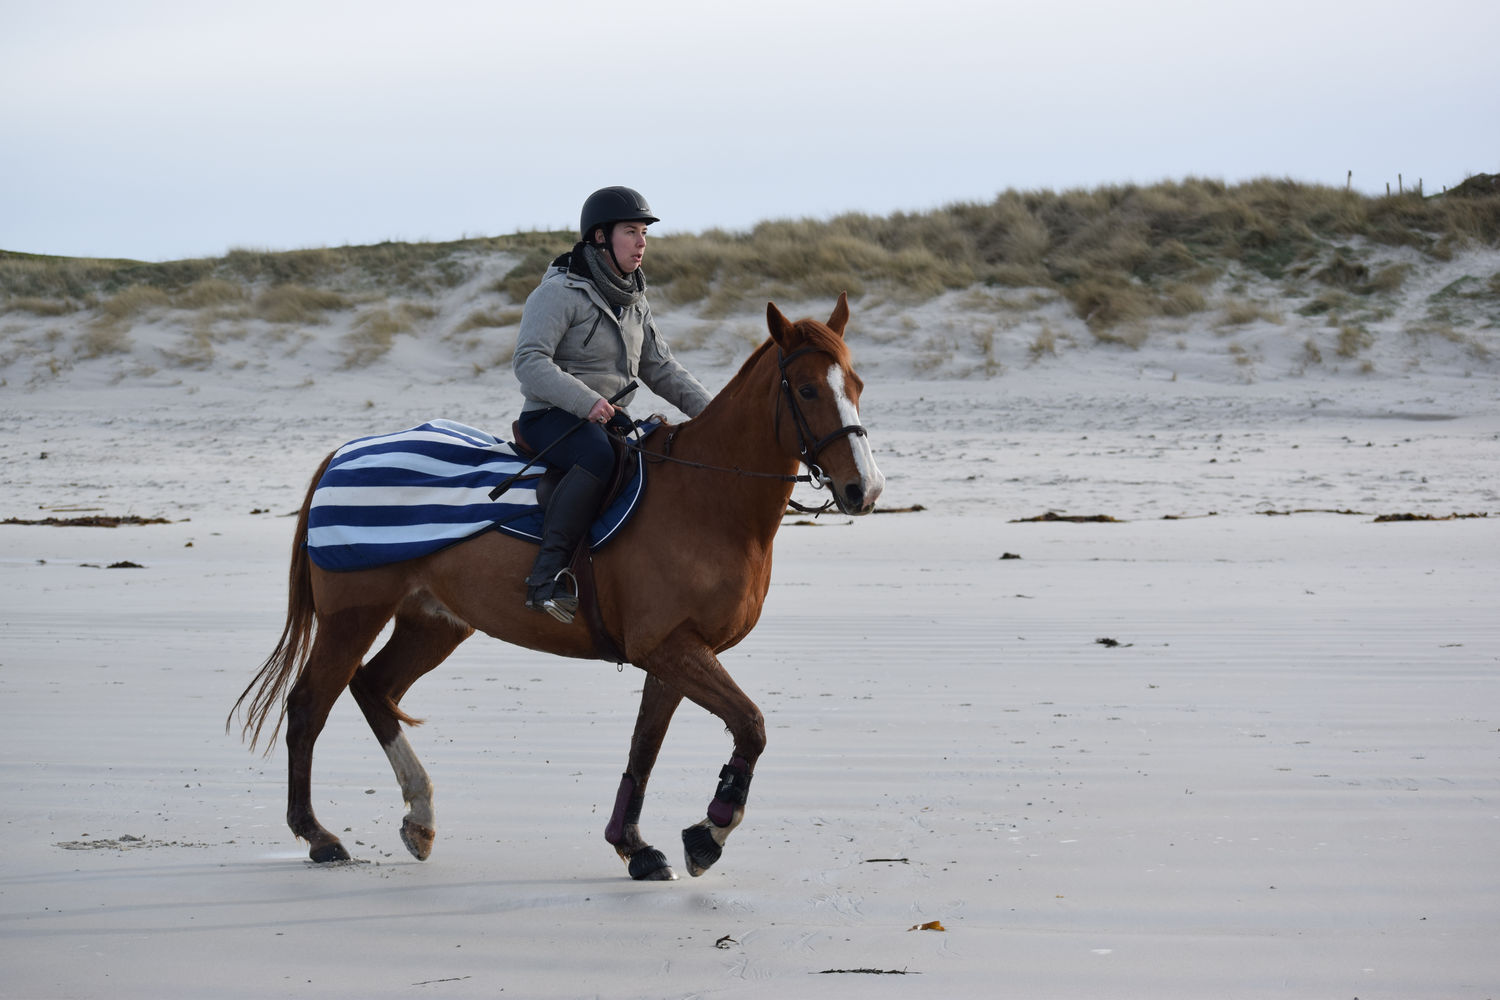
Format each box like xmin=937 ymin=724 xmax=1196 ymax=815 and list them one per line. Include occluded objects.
xmin=765 ymin=293 xmax=885 ymax=515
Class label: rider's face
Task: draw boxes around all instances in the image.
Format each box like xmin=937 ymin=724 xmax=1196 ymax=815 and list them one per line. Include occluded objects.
xmin=599 ymin=221 xmax=648 ymax=276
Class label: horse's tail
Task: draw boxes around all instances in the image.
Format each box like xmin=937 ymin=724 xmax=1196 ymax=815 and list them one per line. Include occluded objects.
xmin=227 ymin=450 xmax=333 ymax=754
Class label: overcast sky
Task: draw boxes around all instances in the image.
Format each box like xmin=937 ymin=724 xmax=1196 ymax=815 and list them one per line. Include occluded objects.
xmin=3 ymin=0 xmax=1495 ymax=262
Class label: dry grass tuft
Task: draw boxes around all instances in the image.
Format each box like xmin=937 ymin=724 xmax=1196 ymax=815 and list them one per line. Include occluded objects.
xmin=1336 ymin=324 xmax=1374 ymax=358
xmin=1297 ymin=289 xmax=1354 ymax=317
xmin=1366 ymin=263 xmax=1412 ymax=294
xmin=160 ymin=320 xmax=218 ymax=369
xmin=495 ymin=247 xmax=561 ymax=303
xmin=1159 ymin=283 xmax=1207 ymax=316
xmin=342 ymin=310 xmax=404 ymax=367
xmin=78 ymin=323 xmax=132 ymax=359
xmin=256 ymin=284 xmax=351 ymax=324
xmin=98 ymin=285 xmax=170 ymax=321
xmin=341 ymin=302 xmax=436 ymax=367
xmin=174 ymin=278 xmax=248 ymax=311
xmin=1092 ymin=323 xmax=1149 ymax=349
xmin=1301 ymin=336 xmax=1324 ymax=367
xmin=3 ymin=296 xmax=80 ymax=317
xmin=1066 ymin=278 xmax=1155 ymax=334
xmin=454 ymin=307 xmax=523 ymax=334
xmin=1218 ymin=300 xmax=1284 ymax=327
xmin=1028 ymin=324 xmax=1063 ymax=361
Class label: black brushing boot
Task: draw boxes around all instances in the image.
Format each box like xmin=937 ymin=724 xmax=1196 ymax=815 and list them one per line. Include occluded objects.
xmin=524 ymin=466 xmax=606 ymax=623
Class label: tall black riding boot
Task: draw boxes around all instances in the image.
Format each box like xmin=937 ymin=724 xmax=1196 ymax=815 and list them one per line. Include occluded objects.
xmin=524 ymin=466 xmax=606 ymax=623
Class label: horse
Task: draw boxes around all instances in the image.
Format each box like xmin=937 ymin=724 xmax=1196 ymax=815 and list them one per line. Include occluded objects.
xmin=229 ymin=293 xmax=884 ymax=880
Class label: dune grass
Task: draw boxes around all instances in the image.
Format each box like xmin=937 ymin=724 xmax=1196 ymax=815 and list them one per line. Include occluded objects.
xmin=453 ymin=307 xmax=523 ymax=334
xmin=648 ymin=177 xmax=1497 ymax=326
xmin=2 ymin=176 xmax=1496 ymax=347
xmin=97 ymin=285 xmax=171 ymax=321
xmin=1 ymin=295 xmax=82 ymax=317
xmin=254 ymin=284 xmax=352 ymax=324
xmin=340 ymin=302 xmax=439 ymax=367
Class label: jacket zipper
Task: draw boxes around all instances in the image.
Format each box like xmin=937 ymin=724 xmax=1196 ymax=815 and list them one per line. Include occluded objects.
xmin=582 ymin=310 xmax=604 ymax=348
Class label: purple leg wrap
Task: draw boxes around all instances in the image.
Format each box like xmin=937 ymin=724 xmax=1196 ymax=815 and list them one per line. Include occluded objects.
xmin=707 ymin=756 xmax=753 ymax=827
xmin=604 ymin=773 xmax=639 ymax=846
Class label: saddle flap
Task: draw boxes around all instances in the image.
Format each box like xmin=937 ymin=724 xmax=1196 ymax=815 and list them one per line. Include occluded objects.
xmin=523 ymin=424 xmax=640 ymax=513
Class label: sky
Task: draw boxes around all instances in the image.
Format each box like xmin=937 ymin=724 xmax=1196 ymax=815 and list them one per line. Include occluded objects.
xmin=3 ymin=0 xmax=1496 ymax=262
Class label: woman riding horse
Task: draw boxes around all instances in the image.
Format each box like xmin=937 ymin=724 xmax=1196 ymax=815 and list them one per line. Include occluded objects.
xmin=231 ymin=291 xmax=883 ymax=876
xmin=512 ymin=186 xmax=711 ymax=623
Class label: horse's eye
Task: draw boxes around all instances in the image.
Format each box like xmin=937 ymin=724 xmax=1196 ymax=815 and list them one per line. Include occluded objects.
xmin=798 ymin=385 xmax=817 ymax=400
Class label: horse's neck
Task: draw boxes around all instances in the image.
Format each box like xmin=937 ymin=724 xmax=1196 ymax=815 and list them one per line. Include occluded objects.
xmin=669 ymin=361 xmax=798 ymax=531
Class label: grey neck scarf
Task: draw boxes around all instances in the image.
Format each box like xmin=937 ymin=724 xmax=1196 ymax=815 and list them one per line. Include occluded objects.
xmin=579 ymin=242 xmax=645 ymax=310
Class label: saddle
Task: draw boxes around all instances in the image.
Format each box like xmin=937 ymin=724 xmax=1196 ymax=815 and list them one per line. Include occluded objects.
xmin=509 ymin=419 xmax=638 ymax=511
xmin=509 ymin=418 xmax=643 ymax=665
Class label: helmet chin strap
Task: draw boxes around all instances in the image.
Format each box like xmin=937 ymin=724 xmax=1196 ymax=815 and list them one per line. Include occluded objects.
xmin=596 ymin=224 xmax=627 ymax=277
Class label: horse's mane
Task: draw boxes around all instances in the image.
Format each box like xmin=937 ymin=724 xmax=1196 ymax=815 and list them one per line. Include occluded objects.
xmin=730 ymin=316 xmax=852 ymax=384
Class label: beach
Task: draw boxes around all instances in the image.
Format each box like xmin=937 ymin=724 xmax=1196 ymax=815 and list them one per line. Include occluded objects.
xmin=2 ymin=285 xmax=1498 ymax=998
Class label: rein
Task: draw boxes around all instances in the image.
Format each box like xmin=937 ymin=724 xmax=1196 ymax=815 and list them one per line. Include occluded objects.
xmin=625 ymin=431 xmax=808 ymax=483
xmin=620 ymin=345 xmax=867 ymax=515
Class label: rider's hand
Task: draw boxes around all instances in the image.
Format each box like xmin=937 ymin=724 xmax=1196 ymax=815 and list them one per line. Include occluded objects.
xmin=587 ymin=398 xmax=615 ymax=425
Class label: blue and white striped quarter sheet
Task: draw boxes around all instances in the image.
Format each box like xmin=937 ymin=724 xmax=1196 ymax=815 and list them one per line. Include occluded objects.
xmin=304 ymin=419 xmax=642 ymax=572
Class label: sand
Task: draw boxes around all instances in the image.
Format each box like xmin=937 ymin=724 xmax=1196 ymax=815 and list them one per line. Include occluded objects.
xmin=2 ymin=286 xmax=1498 ymax=998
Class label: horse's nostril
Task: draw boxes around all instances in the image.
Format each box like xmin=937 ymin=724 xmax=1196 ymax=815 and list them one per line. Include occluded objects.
xmin=843 ymin=484 xmax=865 ymax=509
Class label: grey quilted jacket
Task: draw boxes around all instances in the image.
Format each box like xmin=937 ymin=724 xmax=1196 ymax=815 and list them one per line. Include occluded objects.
xmin=513 ymin=261 xmax=712 ymax=419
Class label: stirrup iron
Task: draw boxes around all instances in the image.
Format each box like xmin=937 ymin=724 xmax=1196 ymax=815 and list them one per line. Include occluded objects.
xmin=528 ymin=568 xmax=579 ymax=623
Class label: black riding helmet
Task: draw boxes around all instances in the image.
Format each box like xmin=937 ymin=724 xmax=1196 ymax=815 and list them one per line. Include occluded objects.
xmin=580 ymin=186 xmax=659 ymax=241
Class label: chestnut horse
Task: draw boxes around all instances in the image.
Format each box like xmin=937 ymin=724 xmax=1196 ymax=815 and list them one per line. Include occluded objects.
xmin=229 ymin=294 xmax=884 ymax=880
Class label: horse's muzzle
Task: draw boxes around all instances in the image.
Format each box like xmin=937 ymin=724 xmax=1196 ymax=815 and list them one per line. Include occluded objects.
xmin=836 ymin=476 xmax=883 ymax=515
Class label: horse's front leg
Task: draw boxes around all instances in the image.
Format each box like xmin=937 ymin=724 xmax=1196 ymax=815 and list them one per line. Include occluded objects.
xmin=640 ymin=630 xmax=767 ymax=878
xmin=681 ymin=752 xmax=755 ymax=877
xmin=605 ymin=673 xmax=683 ymax=880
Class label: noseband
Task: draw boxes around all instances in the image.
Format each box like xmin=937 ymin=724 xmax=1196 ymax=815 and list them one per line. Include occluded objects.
xmin=775 ymin=345 xmax=868 ymax=488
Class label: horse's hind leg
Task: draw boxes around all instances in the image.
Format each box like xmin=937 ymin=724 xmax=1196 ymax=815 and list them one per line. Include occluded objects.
xmin=286 ymin=607 xmax=391 ymax=862
xmin=605 ymin=673 xmax=683 ymax=880
xmin=349 ymin=596 xmax=473 ymax=861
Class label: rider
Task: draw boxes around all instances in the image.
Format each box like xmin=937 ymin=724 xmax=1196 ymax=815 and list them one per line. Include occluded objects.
xmin=512 ymin=186 xmax=713 ymax=623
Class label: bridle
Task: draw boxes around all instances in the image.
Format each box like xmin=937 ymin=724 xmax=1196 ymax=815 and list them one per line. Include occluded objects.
xmin=773 ymin=345 xmax=868 ymax=491
xmin=621 ymin=345 xmax=867 ymax=512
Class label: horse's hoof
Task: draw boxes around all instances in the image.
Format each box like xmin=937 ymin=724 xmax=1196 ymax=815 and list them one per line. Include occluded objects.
xmin=681 ymin=822 xmax=723 ymax=878
xmin=309 ymin=841 xmax=352 ymax=863
xmin=400 ymin=818 xmax=435 ymax=861
xmin=626 ymin=847 xmax=677 ymax=881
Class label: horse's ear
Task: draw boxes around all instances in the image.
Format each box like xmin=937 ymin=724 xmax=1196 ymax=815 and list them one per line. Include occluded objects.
xmin=827 ymin=292 xmax=849 ymax=337
xmin=766 ymin=301 xmax=795 ymax=349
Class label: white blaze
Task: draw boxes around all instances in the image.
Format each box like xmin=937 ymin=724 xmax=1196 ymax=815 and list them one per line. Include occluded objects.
xmin=826 ymin=364 xmax=885 ymax=504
